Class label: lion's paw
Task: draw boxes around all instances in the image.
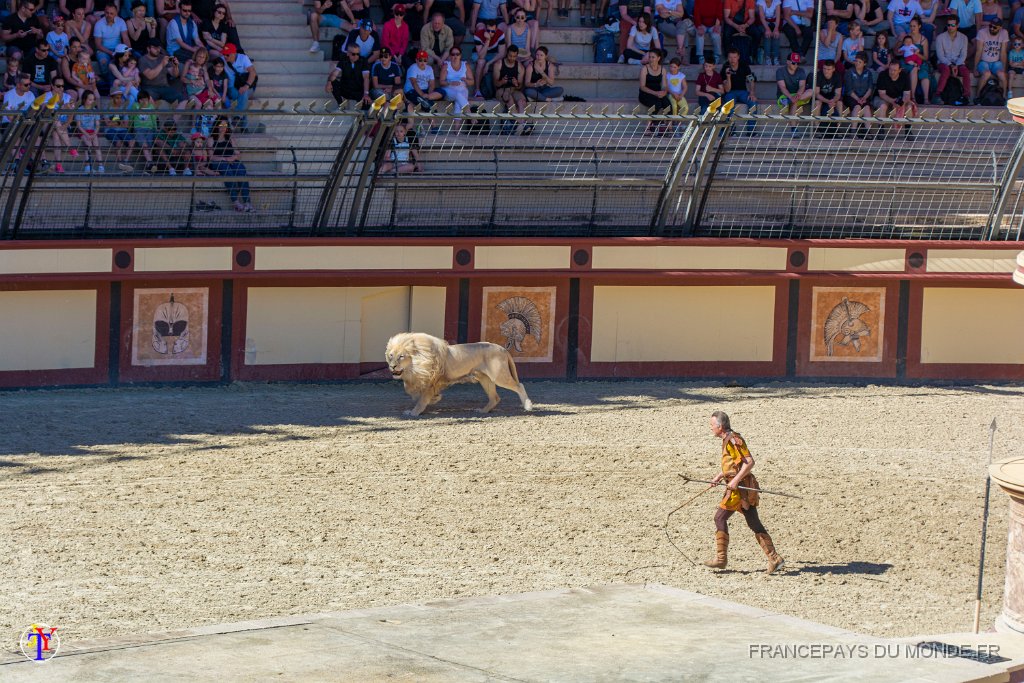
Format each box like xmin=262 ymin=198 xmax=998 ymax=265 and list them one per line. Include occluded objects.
xmin=523 ymin=400 xmax=533 ymax=411
xmin=403 ymin=410 xmax=421 ymax=417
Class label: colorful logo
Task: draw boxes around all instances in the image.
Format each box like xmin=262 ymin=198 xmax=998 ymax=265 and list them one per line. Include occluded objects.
xmin=19 ymin=623 xmax=60 ymax=663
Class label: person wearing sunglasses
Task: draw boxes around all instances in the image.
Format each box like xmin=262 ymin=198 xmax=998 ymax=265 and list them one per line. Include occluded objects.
xmin=440 ymin=46 xmax=474 ymax=127
xmin=327 ymin=46 xmax=371 ymax=105
xmin=404 ymin=49 xmax=444 ymax=111
xmin=1008 ymin=37 xmax=1024 ymax=74
xmin=935 ymin=17 xmax=971 ymax=99
xmin=472 ymin=19 xmax=503 ymax=97
xmin=505 ymin=9 xmax=531 ymax=57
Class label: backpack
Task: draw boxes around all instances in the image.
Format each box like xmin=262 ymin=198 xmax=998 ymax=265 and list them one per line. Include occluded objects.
xmin=594 ymin=29 xmax=617 ymax=63
xmin=978 ymin=77 xmax=1004 ymax=106
xmin=940 ymin=72 xmax=964 ymax=105
xmin=331 ymin=33 xmax=346 ymax=63
xmin=479 ymin=71 xmax=496 ymax=99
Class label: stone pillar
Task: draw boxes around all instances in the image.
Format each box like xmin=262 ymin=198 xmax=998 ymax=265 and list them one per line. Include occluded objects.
xmin=991 ymin=458 xmax=1024 ymax=634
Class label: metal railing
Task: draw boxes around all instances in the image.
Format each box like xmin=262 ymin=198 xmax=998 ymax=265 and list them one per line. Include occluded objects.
xmin=1 ymin=99 xmax=1022 ymax=240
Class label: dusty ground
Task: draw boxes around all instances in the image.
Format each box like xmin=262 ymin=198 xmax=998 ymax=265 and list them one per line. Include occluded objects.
xmin=1 ymin=381 xmax=1019 ymax=648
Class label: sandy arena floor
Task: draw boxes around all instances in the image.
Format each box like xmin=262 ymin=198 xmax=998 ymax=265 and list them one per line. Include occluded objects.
xmin=1 ymin=380 xmax=1021 ymax=646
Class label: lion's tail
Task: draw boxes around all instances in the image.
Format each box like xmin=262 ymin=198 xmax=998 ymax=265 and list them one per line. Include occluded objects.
xmin=506 ymin=352 xmax=522 ymax=386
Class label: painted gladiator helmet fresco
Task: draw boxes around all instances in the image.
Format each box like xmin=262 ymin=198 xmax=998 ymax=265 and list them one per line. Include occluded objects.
xmin=823 ymin=297 xmax=871 ymax=356
xmin=152 ymin=293 xmax=191 ymax=355
xmin=497 ymin=296 xmax=542 ymax=353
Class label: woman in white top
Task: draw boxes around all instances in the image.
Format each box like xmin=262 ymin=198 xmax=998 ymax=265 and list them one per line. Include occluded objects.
xmin=756 ymin=0 xmax=782 ymax=64
xmin=440 ymin=46 xmax=474 ymax=129
xmin=621 ymin=14 xmax=662 ymax=64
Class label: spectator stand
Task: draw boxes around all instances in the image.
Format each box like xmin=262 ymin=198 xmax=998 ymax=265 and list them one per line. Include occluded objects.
xmin=0 ymin=97 xmax=1023 ymax=240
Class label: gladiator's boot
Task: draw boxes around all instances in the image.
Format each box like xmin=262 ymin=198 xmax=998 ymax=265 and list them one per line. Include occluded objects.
xmin=755 ymin=532 xmax=784 ymax=575
xmin=704 ymin=531 xmax=728 ymax=569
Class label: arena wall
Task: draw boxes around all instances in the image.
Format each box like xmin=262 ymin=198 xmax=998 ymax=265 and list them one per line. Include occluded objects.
xmin=0 ymin=239 xmax=1021 ymax=388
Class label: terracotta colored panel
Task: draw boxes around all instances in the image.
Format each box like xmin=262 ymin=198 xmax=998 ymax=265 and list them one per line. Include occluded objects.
xmin=480 ymin=286 xmax=557 ymax=363
xmin=808 ymin=287 xmax=886 ymax=363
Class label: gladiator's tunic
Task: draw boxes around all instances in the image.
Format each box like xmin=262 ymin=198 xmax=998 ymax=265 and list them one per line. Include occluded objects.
xmin=718 ymin=432 xmax=760 ymax=511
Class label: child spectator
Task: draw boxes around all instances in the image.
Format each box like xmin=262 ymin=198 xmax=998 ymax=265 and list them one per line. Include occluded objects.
xmin=40 ymin=79 xmax=75 ymax=174
xmin=75 ymin=90 xmax=104 ymax=173
xmin=841 ymin=21 xmax=865 ymax=69
xmin=111 ymin=52 xmax=140 ymax=105
xmin=695 ymin=58 xmax=724 ymax=110
xmin=70 ymin=48 xmax=99 ymax=99
xmin=899 ymin=34 xmax=923 ymax=65
xmin=190 ymin=132 xmax=214 ymax=175
xmin=379 ymin=122 xmax=420 ymax=173
xmin=207 ymin=57 xmax=228 ymax=103
xmin=3 ymin=57 xmax=23 ymax=92
xmin=46 ymin=16 xmax=71 ymax=58
xmin=871 ymin=30 xmax=891 ymax=71
xmin=103 ymin=88 xmax=134 ymax=172
xmin=666 ymin=56 xmax=689 ymax=113
xmin=1009 ymin=37 xmax=1024 ymax=73
xmin=130 ymin=89 xmax=158 ymax=173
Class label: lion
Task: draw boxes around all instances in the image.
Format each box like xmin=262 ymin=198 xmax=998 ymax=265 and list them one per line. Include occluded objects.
xmin=385 ymin=332 xmax=534 ymax=417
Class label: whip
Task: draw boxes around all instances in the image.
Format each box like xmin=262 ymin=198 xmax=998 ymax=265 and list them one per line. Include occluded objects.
xmin=678 ymin=474 xmax=804 ymax=499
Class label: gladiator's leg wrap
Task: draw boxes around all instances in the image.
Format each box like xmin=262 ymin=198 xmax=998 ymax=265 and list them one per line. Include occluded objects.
xmin=704 ymin=531 xmax=729 ymax=569
xmin=755 ymin=532 xmax=784 ymax=575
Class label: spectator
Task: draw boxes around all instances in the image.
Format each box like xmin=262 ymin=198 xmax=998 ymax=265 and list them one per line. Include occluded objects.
xmin=888 ymin=0 xmax=923 ymax=41
xmin=307 ymin=0 xmax=344 ymax=53
xmin=208 ymin=115 xmax=253 ymax=212
xmin=871 ymin=29 xmax=892 ymax=70
xmin=94 ymin=2 xmax=129 ymax=82
xmin=381 ymin=4 xmax=411 ymax=59
xmin=840 ymin=20 xmax=865 ymax=69
xmin=60 ymin=0 xmax=96 ymax=21
xmin=207 ymin=56 xmax=229 ymax=102
xmin=166 ymin=0 xmax=200 ymax=59
xmin=1013 ymin=3 xmax=1024 ymax=41
xmin=723 ymin=0 xmax=756 ymax=64
xmin=919 ymin=0 xmax=939 ymax=41
xmin=818 ymin=16 xmax=843 ymax=72
xmin=619 ymin=0 xmax=655 ymax=61
xmin=524 ymin=45 xmax=562 ymax=100
xmin=638 ymin=46 xmax=670 ymax=112
xmin=1 ymin=0 xmax=45 ymax=61
xmin=656 ymin=0 xmax=694 ymax=63
xmin=576 ymin=0 xmax=602 ymax=27
xmin=69 ymin=45 xmax=100 ymax=98
xmin=947 ymin=0 xmax=981 ymax=43
xmin=622 ymin=13 xmax=661 ymax=63
xmin=181 ymin=46 xmax=211 ymax=108
xmin=60 ymin=38 xmax=85 ymax=90
xmin=666 ymin=55 xmax=688 ymax=112
xmin=776 ymin=49 xmax=810 ymax=112
xmin=343 ymin=19 xmax=380 ymax=64
xmin=473 ymin=20 xmax=505 ymax=96
xmin=979 ymin=0 xmax=1002 ymax=31
xmin=130 ymin=89 xmax=158 ymax=171
xmin=692 ymin=0 xmax=723 ymax=63
xmin=201 ymin=4 xmax=237 ymax=59
xmin=756 ymin=0 xmax=781 ymax=64
xmin=341 ymin=0 xmax=371 ymax=31
xmin=469 ymin=0 xmax=508 ymax=33
xmin=936 ymin=15 xmax=971 ymax=99
xmin=158 ymin=0 xmax=180 ymax=25
xmin=813 ymin=58 xmax=842 ymax=115
xmin=1009 ymin=36 xmax=1024 ymax=73
xmin=425 ymin=0 xmax=467 ymax=43
xmin=190 ymin=131 xmax=214 ymax=175
xmin=505 ymin=7 xmax=532 ymax=55
xmin=510 ymin=0 xmax=539 ymax=51
xmin=551 ymin=0 xmax=569 ymax=20
xmin=66 ymin=7 xmax=94 ymax=56
xmin=975 ymin=16 xmax=1008 ymax=99
xmin=875 ymin=59 xmax=918 ymax=117
xmin=103 ymin=88 xmax=135 ymax=172
xmin=782 ymin=0 xmax=813 ymax=57
xmin=825 ymin=0 xmax=855 ymax=34
xmin=370 ymin=47 xmax=402 ymax=98
xmin=2 ymin=75 xmax=36 ymax=134
xmin=695 ymin=57 xmax=724 ymax=110
xmin=855 ymin=0 xmax=889 ymax=35
xmin=721 ymin=46 xmax=757 ymax=113
xmin=24 ymin=40 xmax=59 ymax=94
xmin=154 ymin=118 xmax=189 ymax=174
xmin=3 ymin=58 xmax=23 ymax=92
xmin=440 ymin=45 xmax=473 ymax=125
xmin=126 ymin=1 xmax=157 ymax=55
xmin=191 ymin=0 xmax=220 ymax=24
xmin=382 ymin=0 xmax=423 ymax=37
xmin=904 ymin=15 xmax=930 ymax=102
xmin=221 ymin=43 xmax=256 ymax=127
xmin=493 ymin=43 xmax=527 ymax=120
xmin=75 ymin=90 xmax=104 ymax=173
xmin=327 ymin=43 xmax=370 ymax=104
xmin=379 ymin=122 xmax=420 ymax=173
xmin=110 ymin=46 xmax=141 ymax=104
xmin=405 ymin=49 xmax=444 ymax=110
xmin=420 ymin=14 xmax=453 ymax=69
xmin=47 ymin=16 xmax=71 ymax=59
xmin=843 ymin=50 xmax=875 ymax=133
xmin=140 ymin=38 xmax=183 ymax=104
xmin=41 ymin=79 xmax=75 ymax=174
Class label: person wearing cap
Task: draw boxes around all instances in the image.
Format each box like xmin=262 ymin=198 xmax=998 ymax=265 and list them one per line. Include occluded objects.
xmin=975 ymin=16 xmax=1008 ymax=99
xmin=110 ymin=44 xmax=141 ymax=104
xmin=344 ymin=18 xmax=381 ymax=64
xmin=420 ymin=12 xmax=453 ymax=69
xmin=166 ymin=0 xmax=200 ymax=58
xmin=775 ymin=49 xmax=810 ymax=113
xmin=139 ymin=36 xmax=182 ymax=103
xmin=23 ymin=39 xmax=59 ymax=94
xmin=93 ymin=2 xmax=129 ymax=81
xmin=370 ymin=46 xmax=403 ymax=98
xmin=308 ymin=0 xmax=345 ymax=53
xmin=404 ymin=49 xmax=444 ymax=110
xmin=221 ymin=43 xmax=257 ymax=127
xmin=381 ymin=3 xmax=411 ymax=58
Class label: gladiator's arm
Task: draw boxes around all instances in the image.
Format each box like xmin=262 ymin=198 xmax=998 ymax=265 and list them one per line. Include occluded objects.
xmin=728 ymin=455 xmax=754 ymax=490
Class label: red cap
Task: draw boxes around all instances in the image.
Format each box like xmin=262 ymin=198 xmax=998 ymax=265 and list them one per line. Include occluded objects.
xmin=416 ymin=50 xmax=429 ymax=60
xmin=393 ymin=3 xmax=405 ymax=13
xmin=222 ymin=43 xmax=237 ymax=56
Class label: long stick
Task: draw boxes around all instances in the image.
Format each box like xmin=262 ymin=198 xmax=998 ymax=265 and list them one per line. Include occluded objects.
xmin=974 ymin=418 xmax=997 ymax=634
xmin=664 ymin=483 xmax=717 ymax=566
xmin=678 ymin=474 xmax=804 ymax=499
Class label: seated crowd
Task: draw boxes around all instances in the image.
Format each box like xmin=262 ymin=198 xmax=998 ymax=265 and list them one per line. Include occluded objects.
xmin=0 ymin=0 xmax=258 ymax=192
xmin=316 ymin=0 xmax=1023 ymax=122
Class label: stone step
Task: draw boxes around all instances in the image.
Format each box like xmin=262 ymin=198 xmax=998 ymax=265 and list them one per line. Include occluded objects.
xmin=235 ymin=24 xmax=313 ymax=39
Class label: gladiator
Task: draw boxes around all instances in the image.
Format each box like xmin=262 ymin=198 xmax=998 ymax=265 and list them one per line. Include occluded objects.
xmin=703 ymin=410 xmax=785 ymax=574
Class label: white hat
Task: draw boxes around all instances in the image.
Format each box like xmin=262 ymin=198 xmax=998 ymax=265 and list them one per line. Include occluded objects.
xmin=113 ymin=44 xmax=130 ymax=55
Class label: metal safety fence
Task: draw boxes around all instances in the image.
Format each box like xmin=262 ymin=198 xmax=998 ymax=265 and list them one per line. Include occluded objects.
xmin=0 ymin=99 xmax=1022 ymax=240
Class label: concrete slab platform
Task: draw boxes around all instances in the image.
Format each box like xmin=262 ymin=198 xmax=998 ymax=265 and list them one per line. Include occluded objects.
xmin=1 ymin=584 xmax=1018 ymax=682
